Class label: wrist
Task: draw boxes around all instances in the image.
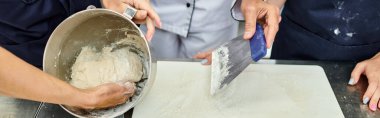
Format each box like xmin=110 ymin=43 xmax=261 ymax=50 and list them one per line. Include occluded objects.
xmin=67 ymin=87 xmax=96 ymax=109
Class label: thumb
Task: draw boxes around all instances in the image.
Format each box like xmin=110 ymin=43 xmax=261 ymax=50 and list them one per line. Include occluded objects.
xmin=193 ymin=52 xmax=209 ymax=59
xmin=193 ymin=52 xmax=212 ymax=65
xmin=145 ymin=18 xmax=155 ymax=42
xmin=349 ymin=61 xmax=367 ymax=85
xmin=115 ymin=81 xmax=136 ymax=93
xmin=122 ymin=82 xmax=136 ymax=94
xmin=243 ymin=8 xmax=258 ymax=40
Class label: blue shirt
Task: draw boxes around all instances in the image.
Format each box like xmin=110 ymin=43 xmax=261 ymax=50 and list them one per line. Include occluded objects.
xmin=232 ymin=0 xmax=380 ymax=61
xmin=0 ymin=0 xmax=101 ymax=67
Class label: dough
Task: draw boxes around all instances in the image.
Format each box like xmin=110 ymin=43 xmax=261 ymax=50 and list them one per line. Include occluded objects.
xmin=70 ymin=45 xmax=143 ymax=89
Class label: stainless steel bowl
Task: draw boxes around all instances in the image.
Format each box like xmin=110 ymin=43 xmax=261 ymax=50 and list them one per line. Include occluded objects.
xmin=43 ymin=8 xmax=154 ymax=117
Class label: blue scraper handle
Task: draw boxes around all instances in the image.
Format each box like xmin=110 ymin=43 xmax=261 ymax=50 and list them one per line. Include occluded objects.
xmin=250 ymin=23 xmax=267 ymax=62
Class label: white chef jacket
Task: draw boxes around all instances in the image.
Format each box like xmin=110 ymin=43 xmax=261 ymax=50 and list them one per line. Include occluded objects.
xmin=231 ymin=0 xmax=244 ymax=21
xmin=140 ymin=0 xmax=244 ymax=59
xmin=151 ymin=0 xmax=237 ymax=37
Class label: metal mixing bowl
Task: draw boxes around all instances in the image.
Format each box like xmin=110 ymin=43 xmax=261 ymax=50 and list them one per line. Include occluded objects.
xmin=43 ymin=8 xmax=154 ymax=117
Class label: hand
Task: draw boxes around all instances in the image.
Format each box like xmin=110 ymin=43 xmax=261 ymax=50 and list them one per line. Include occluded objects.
xmin=349 ymin=52 xmax=380 ymax=111
xmin=101 ymin=0 xmax=161 ymax=41
xmin=193 ymin=51 xmax=212 ymax=65
xmin=78 ymin=82 xmax=136 ymax=109
xmin=241 ymin=0 xmax=281 ymax=48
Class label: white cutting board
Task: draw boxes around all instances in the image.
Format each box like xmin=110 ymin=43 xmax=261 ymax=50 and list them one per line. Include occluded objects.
xmin=133 ymin=61 xmax=344 ymax=118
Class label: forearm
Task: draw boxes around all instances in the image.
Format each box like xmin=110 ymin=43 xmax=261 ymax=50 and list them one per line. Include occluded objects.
xmin=374 ymin=52 xmax=380 ymax=58
xmin=267 ymin=0 xmax=286 ymax=9
xmin=0 ymin=47 xmax=87 ymax=106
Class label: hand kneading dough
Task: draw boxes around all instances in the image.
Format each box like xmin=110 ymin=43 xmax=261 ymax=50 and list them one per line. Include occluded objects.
xmin=70 ymin=46 xmax=143 ymax=89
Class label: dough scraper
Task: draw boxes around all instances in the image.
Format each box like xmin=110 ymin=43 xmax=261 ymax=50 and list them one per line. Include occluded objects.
xmin=210 ymin=24 xmax=267 ymax=95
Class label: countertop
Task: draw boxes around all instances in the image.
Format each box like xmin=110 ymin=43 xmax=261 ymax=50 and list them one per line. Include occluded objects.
xmin=0 ymin=59 xmax=378 ymax=118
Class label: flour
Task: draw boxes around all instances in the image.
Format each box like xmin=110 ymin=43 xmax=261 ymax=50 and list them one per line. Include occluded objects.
xmin=346 ymin=33 xmax=354 ymax=37
xmin=70 ymin=42 xmax=143 ymax=89
xmin=334 ymin=28 xmax=341 ymax=35
xmin=336 ymin=1 xmax=344 ymax=10
xmin=210 ymin=46 xmax=230 ymax=95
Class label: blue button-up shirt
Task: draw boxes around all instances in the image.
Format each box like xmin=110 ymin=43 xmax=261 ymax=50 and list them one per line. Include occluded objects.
xmin=231 ymin=0 xmax=380 ymax=61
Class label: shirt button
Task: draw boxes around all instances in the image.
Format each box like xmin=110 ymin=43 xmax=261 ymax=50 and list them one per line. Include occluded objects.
xmin=186 ymin=3 xmax=191 ymax=7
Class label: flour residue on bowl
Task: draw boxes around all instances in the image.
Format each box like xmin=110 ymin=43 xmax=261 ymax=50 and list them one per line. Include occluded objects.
xmin=210 ymin=46 xmax=230 ymax=95
xmin=70 ymin=39 xmax=143 ymax=89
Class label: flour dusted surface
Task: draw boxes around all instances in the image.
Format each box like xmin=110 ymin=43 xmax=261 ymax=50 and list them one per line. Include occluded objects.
xmin=132 ymin=61 xmax=344 ymax=118
xmin=70 ymin=45 xmax=143 ymax=89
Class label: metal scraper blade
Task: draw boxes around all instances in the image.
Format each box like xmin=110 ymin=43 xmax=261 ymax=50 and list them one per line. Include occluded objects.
xmin=210 ymin=35 xmax=252 ymax=95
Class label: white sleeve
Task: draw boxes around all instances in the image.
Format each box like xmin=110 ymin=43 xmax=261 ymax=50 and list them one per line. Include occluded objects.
xmin=231 ymin=0 xmax=244 ymax=21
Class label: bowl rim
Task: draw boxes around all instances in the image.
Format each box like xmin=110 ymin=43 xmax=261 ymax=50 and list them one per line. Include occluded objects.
xmin=42 ymin=8 xmax=153 ymax=118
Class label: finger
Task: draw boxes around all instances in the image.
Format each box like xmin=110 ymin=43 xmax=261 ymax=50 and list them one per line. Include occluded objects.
xmin=350 ymin=61 xmax=367 ymax=85
xmin=117 ymin=95 xmax=129 ymax=105
xmin=242 ymin=6 xmax=258 ymax=40
xmin=264 ymin=6 xmax=280 ymax=48
xmin=132 ymin=19 xmax=146 ymax=24
xmin=363 ymin=82 xmax=377 ymax=105
xmin=146 ymin=9 xmax=161 ymax=28
xmin=193 ymin=52 xmax=209 ymax=59
xmin=113 ymin=89 xmax=131 ymax=106
xmin=199 ymin=57 xmax=212 ymax=65
xmin=116 ymin=81 xmax=135 ymax=93
xmin=264 ymin=24 xmax=269 ymax=45
xmin=125 ymin=0 xmax=161 ymax=28
xmin=143 ymin=4 xmax=161 ymax=28
xmin=200 ymin=59 xmax=209 ymax=65
xmin=204 ymin=55 xmax=212 ymax=65
xmin=369 ymin=87 xmax=380 ymax=111
xmin=145 ymin=18 xmax=155 ymax=42
xmin=193 ymin=51 xmax=212 ymax=59
xmin=124 ymin=92 xmax=134 ymax=98
xmin=123 ymin=82 xmax=136 ymax=94
xmin=118 ymin=2 xmax=129 ymax=14
xmin=193 ymin=52 xmax=212 ymax=65
xmin=133 ymin=10 xmax=148 ymax=20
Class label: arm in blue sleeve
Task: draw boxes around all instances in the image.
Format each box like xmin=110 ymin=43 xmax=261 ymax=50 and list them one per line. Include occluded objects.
xmin=0 ymin=0 xmax=101 ymax=67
